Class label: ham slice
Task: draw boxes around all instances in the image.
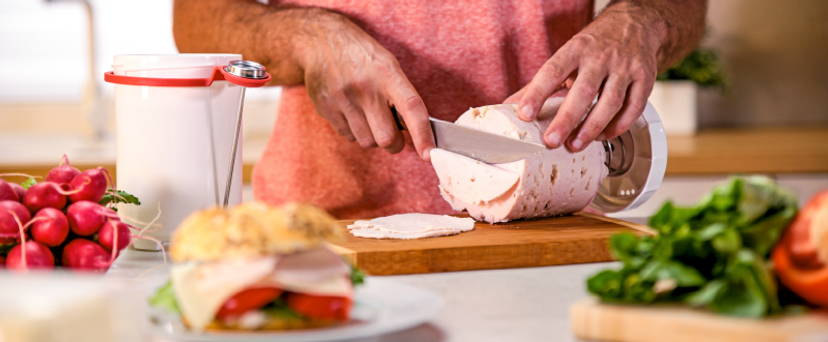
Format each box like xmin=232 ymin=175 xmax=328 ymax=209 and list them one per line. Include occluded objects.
xmin=432 ymin=104 xmax=607 ymax=224
xmin=430 ymin=148 xmax=520 ymax=205
xmin=346 ymin=213 xmax=475 ymax=239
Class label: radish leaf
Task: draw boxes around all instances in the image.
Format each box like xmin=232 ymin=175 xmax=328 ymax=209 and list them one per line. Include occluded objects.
xmin=21 ymin=178 xmax=37 ymax=190
xmin=99 ymin=189 xmax=141 ymax=208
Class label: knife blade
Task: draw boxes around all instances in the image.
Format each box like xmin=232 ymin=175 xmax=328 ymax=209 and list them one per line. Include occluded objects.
xmin=393 ymin=111 xmax=547 ymax=164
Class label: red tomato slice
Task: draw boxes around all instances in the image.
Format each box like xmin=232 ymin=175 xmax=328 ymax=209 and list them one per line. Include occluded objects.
xmin=216 ymin=287 xmax=283 ymax=321
xmin=285 ymin=293 xmax=352 ymax=321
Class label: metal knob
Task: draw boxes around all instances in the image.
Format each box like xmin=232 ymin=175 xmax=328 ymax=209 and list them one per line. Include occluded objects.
xmin=224 ymin=60 xmax=268 ymax=79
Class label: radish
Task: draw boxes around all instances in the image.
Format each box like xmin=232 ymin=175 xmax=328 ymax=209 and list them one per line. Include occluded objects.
xmin=30 ymin=208 xmax=69 ymax=247
xmin=0 ymin=180 xmax=17 ymax=202
xmin=61 ymin=238 xmax=109 ymax=272
xmin=45 ymin=155 xmax=81 ymax=186
xmin=23 ymin=183 xmax=68 ymax=213
xmin=0 ymin=201 xmax=31 ymax=238
xmin=6 ymin=241 xmax=55 ymax=271
xmin=66 ymin=201 xmax=118 ymax=236
xmin=9 ymin=183 xmax=25 ymax=203
xmin=98 ymin=220 xmax=132 ymax=254
xmin=0 ymin=255 xmax=5 ymax=267
xmin=68 ymin=168 xmax=110 ymax=203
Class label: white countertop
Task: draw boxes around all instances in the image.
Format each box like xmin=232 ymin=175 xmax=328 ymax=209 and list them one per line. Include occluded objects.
xmin=107 ymin=246 xmax=620 ymax=342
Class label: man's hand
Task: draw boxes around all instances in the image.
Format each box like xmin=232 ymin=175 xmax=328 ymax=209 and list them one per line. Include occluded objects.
xmin=299 ymin=14 xmax=434 ymax=159
xmin=509 ymin=0 xmax=705 ymax=152
xmin=173 ymin=1 xmax=434 ymax=160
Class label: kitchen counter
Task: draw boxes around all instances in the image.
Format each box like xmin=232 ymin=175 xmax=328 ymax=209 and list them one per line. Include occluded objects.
xmin=4 ymin=127 xmax=828 ymax=183
xmin=665 ymin=126 xmax=828 ymax=174
xmin=107 ymin=243 xmax=624 ymax=342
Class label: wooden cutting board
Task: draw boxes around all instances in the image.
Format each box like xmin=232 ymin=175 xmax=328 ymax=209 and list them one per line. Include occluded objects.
xmin=571 ymin=299 xmax=828 ymax=342
xmin=327 ymin=213 xmax=652 ymax=276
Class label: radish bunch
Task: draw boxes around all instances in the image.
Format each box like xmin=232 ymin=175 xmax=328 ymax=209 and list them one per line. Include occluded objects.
xmin=0 ymin=155 xmax=148 ymax=272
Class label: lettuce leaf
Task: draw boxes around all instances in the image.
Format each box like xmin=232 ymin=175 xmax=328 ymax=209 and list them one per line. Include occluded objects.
xmin=148 ymin=280 xmax=180 ymax=314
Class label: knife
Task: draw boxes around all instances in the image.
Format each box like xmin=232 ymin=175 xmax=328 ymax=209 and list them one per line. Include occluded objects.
xmin=392 ymin=110 xmax=547 ymax=164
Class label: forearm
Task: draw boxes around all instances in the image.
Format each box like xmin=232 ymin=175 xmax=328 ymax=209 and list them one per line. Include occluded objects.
xmin=602 ymin=0 xmax=707 ymax=72
xmin=173 ymin=0 xmax=341 ymax=86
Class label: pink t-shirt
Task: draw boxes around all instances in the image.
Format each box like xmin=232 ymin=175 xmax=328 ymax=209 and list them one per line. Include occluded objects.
xmin=253 ymin=0 xmax=594 ymax=219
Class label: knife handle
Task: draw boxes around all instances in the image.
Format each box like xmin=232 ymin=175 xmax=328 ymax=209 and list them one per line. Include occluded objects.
xmin=391 ymin=107 xmax=408 ymax=131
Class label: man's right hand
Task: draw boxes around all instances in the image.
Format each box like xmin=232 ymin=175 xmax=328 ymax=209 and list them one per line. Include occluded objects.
xmin=296 ymin=12 xmax=435 ymax=160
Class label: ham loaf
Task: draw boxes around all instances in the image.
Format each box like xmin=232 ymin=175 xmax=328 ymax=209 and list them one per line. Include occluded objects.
xmin=431 ymin=104 xmax=607 ymax=224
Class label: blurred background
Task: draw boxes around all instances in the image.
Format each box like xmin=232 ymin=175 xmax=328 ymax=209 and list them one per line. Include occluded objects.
xmin=1 ymin=0 xmax=827 ymax=216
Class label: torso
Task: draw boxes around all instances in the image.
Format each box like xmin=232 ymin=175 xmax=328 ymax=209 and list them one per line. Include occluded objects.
xmin=252 ymin=0 xmax=594 ymax=219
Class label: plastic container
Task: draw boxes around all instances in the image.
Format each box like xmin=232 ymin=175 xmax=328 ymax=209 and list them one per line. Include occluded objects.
xmin=108 ymin=54 xmax=256 ymax=250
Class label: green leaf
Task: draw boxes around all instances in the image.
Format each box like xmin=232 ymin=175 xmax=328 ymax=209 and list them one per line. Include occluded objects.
xmin=99 ymin=189 xmax=142 ymax=208
xmin=350 ymin=265 xmax=366 ymax=287
xmin=696 ymin=223 xmax=727 ymax=241
xmin=609 ymin=233 xmax=646 ymax=268
xmin=640 ymin=260 xmax=706 ymax=287
xmin=20 ymin=178 xmax=37 ymax=190
xmin=711 ymin=230 xmax=742 ymax=254
xmin=657 ymin=47 xmax=727 ymax=89
xmin=586 ymin=176 xmax=798 ymax=318
xmin=148 ymin=280 xmax=180 ymax=314
xmin=587 ymin=269 xmax=625 ymax=300
xmin=685 ymin=280 xmax=726 ymax=307
xmin=262 ymin=298 xmax=304 ymax=320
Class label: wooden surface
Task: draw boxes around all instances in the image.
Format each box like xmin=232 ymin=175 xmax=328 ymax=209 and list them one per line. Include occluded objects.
xmin=570 ymin=299 xmax=828 ymax=342
xmin=327 ymin=213 xmax=652 ymax=276
xmin=3 ymin=127 xmax=827 ymax=180
xmin=0 ymin=163 xmax=256 ymax=185
xmin=666 ymin=126 xmax=828 ymax=175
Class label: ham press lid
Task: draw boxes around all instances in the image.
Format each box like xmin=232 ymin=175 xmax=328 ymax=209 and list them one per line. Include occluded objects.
xmin=588 ymin=101 xmax=667 ymax=213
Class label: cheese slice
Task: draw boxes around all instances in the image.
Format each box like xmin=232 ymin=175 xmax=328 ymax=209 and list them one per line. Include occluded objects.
xmin=430 ymin=148 xmax=520 ymax=205
xmin=264 ymin=275 xmax=353 ymax=297
xmin=170 ymin=256 xmax=278 ymax=332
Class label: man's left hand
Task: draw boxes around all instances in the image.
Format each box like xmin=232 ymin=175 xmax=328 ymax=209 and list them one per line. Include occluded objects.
xmin=505 ymin=3 xmax=666 ymax=151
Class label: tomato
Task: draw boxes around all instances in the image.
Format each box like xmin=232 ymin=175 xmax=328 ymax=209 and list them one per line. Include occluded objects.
xmin=773 ymin=191 xmax=828 ymax=307
xmin=285 ymin=293 xmax=352 ymax=321
xmin=215 ymin=287 xmax=283 ymax=320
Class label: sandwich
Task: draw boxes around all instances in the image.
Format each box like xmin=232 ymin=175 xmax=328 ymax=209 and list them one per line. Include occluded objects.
xmin=149 ymin=202 xmax=363 ymax=332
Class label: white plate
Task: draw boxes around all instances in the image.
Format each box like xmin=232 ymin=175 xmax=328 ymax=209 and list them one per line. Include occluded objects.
xmin=148 ymin=278 xmax=443 ymax=342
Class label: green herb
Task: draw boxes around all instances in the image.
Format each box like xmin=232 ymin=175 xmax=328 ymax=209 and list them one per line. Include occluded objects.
xmin=350 ymin=265 xmax=366 ymax=287
xmin=99 ymin=189 xmax=141 ymax=211
xmin=148 ymin=280 xmax=181 ymax=314
xmin=20 ymin=178 xmax=37 ymax=190
xmin=586 ymin=176 xmax=797 ymax=318
xmin=657 ymin=47 xmax=726 ymax=89
xmin=262 ymin=298 xmax=304 ymax=320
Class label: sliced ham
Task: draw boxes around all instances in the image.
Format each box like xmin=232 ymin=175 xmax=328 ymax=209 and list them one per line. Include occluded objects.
xmin=349 ymin=227 xmax=462 ymax=239
xmin=346 ymin=213 xmax=475 ymax=239
xmin=432 ymin=104 xmax=607 ymax=224
xmin=430 ymin=148 xmax=520 ymax=205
